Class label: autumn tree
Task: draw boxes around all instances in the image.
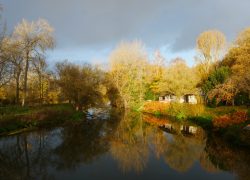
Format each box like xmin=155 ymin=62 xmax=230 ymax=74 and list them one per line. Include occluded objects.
xmin=159 ymin=58 xmax=199 ymax=98
xmin=109 ymin=41 xmax=149 ymax=108
xmin=12 ymin=19 xmax=55 ymax=106
xmin=207 ymin=28 xmax=250 ymax=105
xmin=0 ymin=45 xmax=12 ymax=87
xmin=225 ymin=28 xmax=250 ymax=95
xmin=196 ymin=30 xmax=226 ymax=80
xmin=1 ymin=37 xmax=24 ymax=104
xmin=0 ymin=13 xmax=11 ymax=88
xmin=104 ymin=73 xmax=124 ymax=108
xmin=201 ymin=66 xmax=231 ymax=104
xmin=146 ymin=50 xmax=166 ymax=99
xmin=56 ymin=61 xmax=105 ymax=110
xmin=32 ymin=54 xmax=48 ymax=104
xmin=208 ymin=79 xmax=239 ymax=106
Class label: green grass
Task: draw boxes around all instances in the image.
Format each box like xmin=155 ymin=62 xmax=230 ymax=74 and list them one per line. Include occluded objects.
xmin=0 ymin=104 xmax=85 ymax=135
xmin=154 ymin=111 xmax=162 ymax=117
xmin=0 ymin=104 xmax=74 ymax=116
xmin=176 ymin=111 xmax=186 ymax=120
xmin=0 ymin=106 xmax=31 ymax=115
xmin=188 ymin=115 xmax=213 ymax=130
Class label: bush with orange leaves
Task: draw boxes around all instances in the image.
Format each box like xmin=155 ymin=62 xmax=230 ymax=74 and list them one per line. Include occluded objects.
xmin=142 ymin=114 xmax=171 ymax=126
xmin=143 ymin=101 xmax=170 ymax=114
xmin=213 ymin=111 xmax=248 ymax=128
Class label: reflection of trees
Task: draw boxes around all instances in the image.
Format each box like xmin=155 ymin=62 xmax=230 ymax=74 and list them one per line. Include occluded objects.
xmin=53 ymin=121 xmax=109 ymax=170
xmin=110 ymin=112 xmax=208 ymax=173
xmin=142 ymin=114 xmax=207 ymax=172
xmin=110 ymin=112 xmax=172 ymax=173
xmin=53 ymin=109 xmax=122 ymax=170
xmin=0 ymin=130 xmax=56 ymax=179
xmin=163 ymin=134 xmax=206 ymax=172
xmin=141 ymin=115 xmax=169 ymax=159
xmin=206 ymin=136 xmax=250 ymax=180
xmin=200 ymin=151 xmax=220 ymax=173
xmin=110 ymin=111 xmax=149 ymax=173
xmin=0 ymin=109 xmax=122 ymax=179
xmin=148 ymin=125 xmax=169 ymax=159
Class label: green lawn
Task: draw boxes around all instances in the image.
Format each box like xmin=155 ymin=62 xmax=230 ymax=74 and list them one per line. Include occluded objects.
xmin=0 ymin=104 xmax=84 ymax=135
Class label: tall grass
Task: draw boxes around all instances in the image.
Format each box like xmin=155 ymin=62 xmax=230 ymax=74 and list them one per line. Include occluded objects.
xmin=142 ymin=101 xmax=205 ymax=118
xmin=0 ymin=104 xmax=84 ymax=134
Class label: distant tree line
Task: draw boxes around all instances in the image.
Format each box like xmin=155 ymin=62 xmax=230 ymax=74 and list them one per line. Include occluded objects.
xmin=0 ymin=10 xmax=249 ymax=109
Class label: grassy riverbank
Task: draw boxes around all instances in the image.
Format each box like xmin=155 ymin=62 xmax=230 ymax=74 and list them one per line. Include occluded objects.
xmin=142 ymin=101 xmax=250 ymax=147
xmin=0 ymin=104 xmax=84 ymax=135
xmin=142 ymin=101 xmax=249 ymax=124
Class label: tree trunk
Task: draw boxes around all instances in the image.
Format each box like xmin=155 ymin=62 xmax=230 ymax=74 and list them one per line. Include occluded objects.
xmin=15 ymin=70 xmax=20 ymax=105
xmin=22 ymin=51 xmax=29 ymax=107
xmin=39 ymin=74 xmax=42 ymax=104
xmin=23 ymin=136 xmax=30 ymax=178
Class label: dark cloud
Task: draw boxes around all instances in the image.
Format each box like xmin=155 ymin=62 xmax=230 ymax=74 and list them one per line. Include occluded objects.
xmin=2 ymin=0 xmax=250 ymax=52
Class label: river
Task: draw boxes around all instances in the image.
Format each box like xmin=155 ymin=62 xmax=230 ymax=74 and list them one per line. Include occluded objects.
xmin=0 ymin=110 xmax=249 ymax=180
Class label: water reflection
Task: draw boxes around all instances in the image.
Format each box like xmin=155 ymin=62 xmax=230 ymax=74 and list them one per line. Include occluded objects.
xmin=0 ymin=109 xmax=249 ymax=180
xmin=0 ymin=130 xmax=59 ymax=179
xmin=110 ymin=111 xmax=149 ymax=173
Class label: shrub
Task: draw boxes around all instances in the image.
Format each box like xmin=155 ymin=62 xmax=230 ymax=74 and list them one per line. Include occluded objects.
xmin=154 ymin=111 xmax=161 ymax=117
xmin=188 ymin=116 xmax=213 ymax=129
xmin=176 ymin=112 xmax=186 ymax=120
xmin=143 ymin=101 xmax=205 ymax=119
xmin=212 ymin=111 xmax=248 ymax=128
xmin=143 ymin=101 xmax=170 ymax=114
xmin=186 ymin=104 xmax=205 ymax=116
xmin=231 ymin=111 xmax=248 ymax=123
xmin=142 ymin=114 xmax=171 ymax=126
xmin=213 ymin=115 xmax=231 ymax=128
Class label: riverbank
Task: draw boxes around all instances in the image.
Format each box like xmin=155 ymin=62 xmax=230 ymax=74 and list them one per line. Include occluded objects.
xmin=142 ymin=101 xmax=250 ymax=125
xmin=142 ymin=101 xmax=250 ymax=147
xmin=1 ymin=102 xmax=250 ymax=147
xmin=0 ymin=104 xmax=84 ymax=135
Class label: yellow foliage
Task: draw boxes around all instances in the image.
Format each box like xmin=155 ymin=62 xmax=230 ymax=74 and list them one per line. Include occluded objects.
xmin=0 ymin=87 xmax=7 ymax=100
xmin=47 ymin=90 xmax=60 ymax=104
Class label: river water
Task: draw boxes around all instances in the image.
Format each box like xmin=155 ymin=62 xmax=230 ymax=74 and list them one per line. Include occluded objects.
xmin=0 ymin=110 xmax=249 ymax=180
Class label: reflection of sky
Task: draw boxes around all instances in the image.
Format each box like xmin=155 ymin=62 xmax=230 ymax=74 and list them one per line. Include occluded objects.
xmin=163 ymin=131 xmax=174 ymax=142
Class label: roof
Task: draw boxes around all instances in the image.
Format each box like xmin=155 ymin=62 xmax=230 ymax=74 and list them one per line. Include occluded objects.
xmin=159 ymin=91 xmax=175 ymax=96
xmin=159 ymin=92 xmax=197 ymax=96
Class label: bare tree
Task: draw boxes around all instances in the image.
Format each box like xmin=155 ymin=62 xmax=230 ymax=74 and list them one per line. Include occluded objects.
xmin=109 ymin=41 xmax=149 ymax=108
xmin=196 ymin=30 xmax=226 ymax=80
xmin=1 ymin=37 xmax=24 ymax=104
xmin=0 ymin=48 xmax=12 ymax=87
xmin=0 ymin=5 xmax=11 ymax=88
xmin=32 ymin=54 xmax=48 ymax=104
xmin=12 ymin=19 xmax=55 ymax=106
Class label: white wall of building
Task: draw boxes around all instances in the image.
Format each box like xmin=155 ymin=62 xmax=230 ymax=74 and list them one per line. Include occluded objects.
xmin=159 ymin=94 xmax=198 ymax=104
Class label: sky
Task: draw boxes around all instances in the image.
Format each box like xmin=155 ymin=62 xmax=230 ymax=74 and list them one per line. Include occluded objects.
xmin=2 ymin=0 xmax=250 ymax=67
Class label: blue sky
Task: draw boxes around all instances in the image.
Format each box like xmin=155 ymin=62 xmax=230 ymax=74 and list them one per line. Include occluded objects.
xmin=47 ymin=45 xmax=196 ymax=67
xmin=2 ymin=0 xmax=250 ymax=67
